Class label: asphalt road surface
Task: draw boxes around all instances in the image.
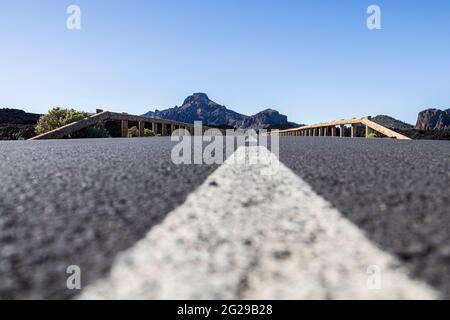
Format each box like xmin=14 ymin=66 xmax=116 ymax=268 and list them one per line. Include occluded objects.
xmin=0 ymin=137 xmax=449 ymax=299
xmin=0 ymin=138 xmax=218 ymax=299
xmin=279 ymin=137 xmax=450 ymax=298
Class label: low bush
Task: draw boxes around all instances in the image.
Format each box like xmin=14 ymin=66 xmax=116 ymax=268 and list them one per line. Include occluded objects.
xmin=36 ymin=108 xmax=111 ymax=139
xmin=127 ymin=127 xmax=156 ymax=137
xmin=71 ymin=126 xmax=110 ymax=139
xmin=128 ymin=126 xmax=139 ymax=137
xmin=35 ymin=108 xmax=90 ymax=135
xmin=144 ymin=128 xmax=156 ymax=137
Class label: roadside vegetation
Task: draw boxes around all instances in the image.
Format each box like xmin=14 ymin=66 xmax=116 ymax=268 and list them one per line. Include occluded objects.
xmin=128 ymin=126 xmax=139 ymax=137
xmin=128 ymin=126 xmax=157 ymax=137
xmin=35 ymin=107 xmax=110 ymax=138
xmin=70 ymin=125 xmax=110 ymax=139
xmin=144 ymin=128 xmax=156 ymax=137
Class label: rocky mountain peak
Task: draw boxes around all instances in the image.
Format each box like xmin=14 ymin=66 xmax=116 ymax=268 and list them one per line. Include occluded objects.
xmin=143 ymin=94 xmax=290 ymax=129
xmin=182 ymin=92 xmax=210 ymax=104
xmin=242 ymin=108 xmax=288 ymax=129
xmin=416 ymin=108 xmax=450 ymax=130
xmin=258 ymin=108 xmax=278 ymax=114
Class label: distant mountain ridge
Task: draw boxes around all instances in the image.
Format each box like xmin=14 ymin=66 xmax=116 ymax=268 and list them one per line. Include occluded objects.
xmin=143 ymin=93 xmax=291 ymax=129
xmin=0 ymin=108 xmax=41 ymax=125
xmin=241 ymin=108 xmax=288 ymax=129
xmin=370 ymin=115 xmax=414 ymax=130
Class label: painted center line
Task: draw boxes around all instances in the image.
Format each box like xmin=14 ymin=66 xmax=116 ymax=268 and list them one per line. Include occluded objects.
xmin=80 ymin=146 xmax=438 ymax=300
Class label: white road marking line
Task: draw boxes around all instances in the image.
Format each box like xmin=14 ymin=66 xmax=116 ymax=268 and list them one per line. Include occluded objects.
xmin=79 ymin=146 xmax=438 ymax=300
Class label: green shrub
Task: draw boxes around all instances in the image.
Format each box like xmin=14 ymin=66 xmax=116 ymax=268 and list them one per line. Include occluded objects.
xmin=128 ymin=127 xmax=156 ymax=138
xmin=367 ymin=132 xmax=378 ymax=138
xmin=71 ymin=126 xmax=110 ymax=139
xmin=35 ymin=108 xmax=111 ymax=139
xmin=144 ymin=128 xmax=156 ymax=137
xmin=36 ymin=108 xmax=90 ymax=135
xmin=128 ymin=126 xmax=139 ymax=137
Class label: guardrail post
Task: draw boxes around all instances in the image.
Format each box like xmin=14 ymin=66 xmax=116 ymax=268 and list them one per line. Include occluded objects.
xmin=365 ymin=125 xmax=371 ymax=138
xmin=351 ymin=124 xmax=357 ymax=138
xmin=138 ymin=121 xmax=145 ymax=137
xmin=121 ymin=120 xmax=129 ymax=138
xmin=250 ymin=118 xmax=410 ymax=142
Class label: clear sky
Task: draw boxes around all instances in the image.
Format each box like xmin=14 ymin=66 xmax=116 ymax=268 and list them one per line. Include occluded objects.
xmin=1 ymin=0 xmax=450 ymax=124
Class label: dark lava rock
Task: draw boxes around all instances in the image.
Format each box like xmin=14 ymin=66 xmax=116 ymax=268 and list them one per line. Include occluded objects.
xmin=398 ymin=129 xmax=450 ymax=140
xmin=0 ymin=109 xmax=41 ymax=140
xmin=0 ymin=109 xmax=41 ymax=125
xmin=416 ymin=108 xmax=450 ymax=130
xmin=0 ymin=124 xmax=36 ymax=140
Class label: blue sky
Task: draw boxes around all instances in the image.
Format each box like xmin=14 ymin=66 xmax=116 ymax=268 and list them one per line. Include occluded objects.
xmin=1 ymin=0 xmax=450 ymax=124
